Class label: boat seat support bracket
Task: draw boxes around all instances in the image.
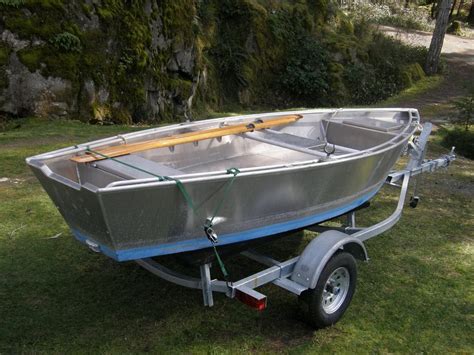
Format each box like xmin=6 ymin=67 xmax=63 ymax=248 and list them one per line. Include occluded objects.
xmin=200 ymin=263 xmax=214 ymax=307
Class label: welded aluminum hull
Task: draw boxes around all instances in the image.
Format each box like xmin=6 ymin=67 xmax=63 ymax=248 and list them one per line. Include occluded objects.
xmin=27 ymin=109 xmax=419 ymax=261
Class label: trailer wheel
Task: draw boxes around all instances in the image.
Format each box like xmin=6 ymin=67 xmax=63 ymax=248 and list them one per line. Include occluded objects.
xmin=298 ymin=252 xmax=357 ymax=328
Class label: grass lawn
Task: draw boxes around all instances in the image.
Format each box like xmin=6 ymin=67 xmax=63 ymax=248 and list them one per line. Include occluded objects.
xmin=0 ymin=117 xmax=473 ymax=353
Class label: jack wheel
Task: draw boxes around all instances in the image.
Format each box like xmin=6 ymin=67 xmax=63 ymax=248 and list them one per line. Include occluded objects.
xmin=409 ymin=196 xmax=420 ymax=208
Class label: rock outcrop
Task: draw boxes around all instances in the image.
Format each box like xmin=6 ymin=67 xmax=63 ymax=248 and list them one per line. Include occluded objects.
xmin=0 ymin=0 xmax=428 ymax=123
xmin=0 ymin=0 xmax=205 ymax=122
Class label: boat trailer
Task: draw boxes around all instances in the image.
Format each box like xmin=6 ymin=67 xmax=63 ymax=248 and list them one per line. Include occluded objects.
xmin=135 ymin=123 xmax=455 ymax=327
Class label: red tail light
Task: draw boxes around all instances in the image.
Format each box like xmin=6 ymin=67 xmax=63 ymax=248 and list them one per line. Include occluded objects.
xmin=235 ymin=289 xmax=267 ymax=311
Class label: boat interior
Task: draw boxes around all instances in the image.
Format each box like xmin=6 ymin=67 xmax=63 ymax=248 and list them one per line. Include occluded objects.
xmin=33 ymin=110 xmax=415 ymax=188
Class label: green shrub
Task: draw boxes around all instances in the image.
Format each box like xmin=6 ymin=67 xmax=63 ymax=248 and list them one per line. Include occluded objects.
xmin=279 ymin=36 xmax=329 ymax=105
xmin=364 ymin=34 xmax=427 ymax=101
xmin=447 ymin=20 xmax=462 ymax=36
xmin=0 ymin=0 xmax=25 ymax=7
xmin=96 ymin=7 xmax=114 ymax=22
xmin=49 ymin=32 xmax=82 ymax=52
xmin=440 ymin=127 xmax=474 ymax=159
xmin=452 ymin=95 xmax=474 ymax=131
xmin=344 ymin=45 xmax=426 ymax=103
xmin=344 ymin=62 xmax=379 ymax=104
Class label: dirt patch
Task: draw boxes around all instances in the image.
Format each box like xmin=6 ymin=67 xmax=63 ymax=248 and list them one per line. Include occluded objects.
xmin=380 ymin=26 xmax=474 ymax=120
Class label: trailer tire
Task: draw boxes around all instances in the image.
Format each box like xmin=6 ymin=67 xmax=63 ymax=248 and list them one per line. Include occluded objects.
xmin=298 ymin=252 xmax=357 ymax=328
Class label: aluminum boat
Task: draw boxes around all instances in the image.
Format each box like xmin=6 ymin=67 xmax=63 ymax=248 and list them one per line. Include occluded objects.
xmin=26 ymin=108 xmax=420 ymax=261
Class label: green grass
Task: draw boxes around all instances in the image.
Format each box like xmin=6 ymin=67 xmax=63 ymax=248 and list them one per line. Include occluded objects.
xmin=376 ymin=75 xmax=459 ymax=119
xmin=0 ymin=118 xmax=146 ymax=177
xmin=377 ymin=75 xmax=444 ymax=107
xmin=0 ymin=117 xmax=473 ymax=353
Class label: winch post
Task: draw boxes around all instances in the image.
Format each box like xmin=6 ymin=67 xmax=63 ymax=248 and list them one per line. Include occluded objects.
xmin=406 ymin=122 xmax=432 ymax=205
xmin=406 ymin=122 xmax=432 ymax=171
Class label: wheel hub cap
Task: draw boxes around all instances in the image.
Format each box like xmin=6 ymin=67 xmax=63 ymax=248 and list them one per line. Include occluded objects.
xmin=322 ymin=266 xmax=350 ymax=314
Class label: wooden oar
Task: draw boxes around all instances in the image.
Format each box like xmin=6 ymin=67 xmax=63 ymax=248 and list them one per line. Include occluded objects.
xmin=71 ymin=114 xmax=302 ymax=163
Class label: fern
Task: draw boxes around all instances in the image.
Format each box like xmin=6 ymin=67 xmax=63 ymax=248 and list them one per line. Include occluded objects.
xmin=0 ymin=0 xmax=25 ymax=7
xmin=49 ymin=32 xmax=82 ymax=53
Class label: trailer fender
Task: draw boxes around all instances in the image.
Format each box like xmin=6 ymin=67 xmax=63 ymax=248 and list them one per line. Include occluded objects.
xmin=291 ymin=230 xmax=367 ymax=289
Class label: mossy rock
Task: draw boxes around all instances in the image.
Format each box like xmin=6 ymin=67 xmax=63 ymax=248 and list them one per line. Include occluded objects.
xmin=0 ymin=41 xmax=12 ymax=66
xmin=91 ymin=102 xmax=111 ymax=122
xmin=167 ymin=78 xmax=193 ymax=96
xmin=327 ymin=62 xmax=348 ymax=105
xmin=17 ymin=47 xmax=43 ymax=72
xmin=161 ymin=0 xmax=197 ymax=46
xmin=41 ymin=51 xmax=80 ymax=81
xmin=90 ymin=102 xmax=133 ymax=125
xmin=17 ymin=46 xmax=80 ymax=81
xmin=0 ymin=0 xmax=435 ymax=122
xmin=110 ymin=106 xmax=132 ymax=125
xmin=4 ymin=11 xmax=62 ymax=39
xmin=26 ymin=0 xmax=65 ymax=10
xmin=401 ymin=63 xmax=426 ymax=88
xmin=0 ymin=69 xmax=8 ymax=90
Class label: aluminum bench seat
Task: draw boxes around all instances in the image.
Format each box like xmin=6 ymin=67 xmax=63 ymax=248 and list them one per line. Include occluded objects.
xmin=94 ymin=155 xmax=184 ymax=179
xmin=76 ymin=155 xmax=185 ymax=187
xmin=242 ymin=129 xmax=359 ymax=157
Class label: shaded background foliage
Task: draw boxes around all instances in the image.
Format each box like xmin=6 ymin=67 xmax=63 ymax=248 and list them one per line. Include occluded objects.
xmin=0 ymin=0 xmax=429 ymax=123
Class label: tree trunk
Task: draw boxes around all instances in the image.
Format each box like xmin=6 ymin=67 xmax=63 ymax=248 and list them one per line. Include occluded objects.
xmin=431 ymin=0 xmax=440 ymax=19
xmin=450 ymin=0 xmax=457 ymax=17
xmin=468 ymin=0 xmax=474 ymax=24
xmin=425 ymin=0 xmax=453 ymax=75
xmin=456 ymin=0 xmax=465 ymax=15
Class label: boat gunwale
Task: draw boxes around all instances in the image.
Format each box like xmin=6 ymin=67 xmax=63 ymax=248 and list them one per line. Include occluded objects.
xmin=99 ymin=126 xmax=415 ymax=193
xmin=26 ymin=108 xmax=419 ymax=192
xmin=26 ymin=108 xmax=418 ymax=160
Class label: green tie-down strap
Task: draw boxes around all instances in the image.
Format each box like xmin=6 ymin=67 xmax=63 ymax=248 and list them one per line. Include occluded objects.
xmin=206 ymin=167 xmax=241 ymax=227
xmin=84 ymin=147 xmax=240 ymax=282
xmin=204 ymin=167 xmax=240 ymax=283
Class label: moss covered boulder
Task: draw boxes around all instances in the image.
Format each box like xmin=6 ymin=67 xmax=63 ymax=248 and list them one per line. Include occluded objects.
xmin=0 ymin=0 xmax=428 ymax=122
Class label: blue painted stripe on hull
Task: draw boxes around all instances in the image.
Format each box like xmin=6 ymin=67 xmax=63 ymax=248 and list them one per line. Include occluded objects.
xmin=72 ymin=184 xmax=382 ymax=261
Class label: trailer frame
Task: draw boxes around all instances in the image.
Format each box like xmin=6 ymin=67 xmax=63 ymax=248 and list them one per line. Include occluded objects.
xmin=135 ymin=123 xmax=455 ymax=323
